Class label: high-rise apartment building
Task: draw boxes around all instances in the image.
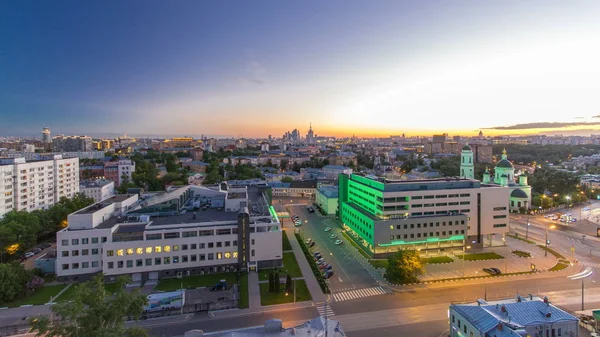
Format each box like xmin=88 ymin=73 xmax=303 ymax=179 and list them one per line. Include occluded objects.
xmin=0 ymin=155 xmax=80 ymax=218
xmin=42 ymin=127 xmax=51 ymax=144
xmin=103 ymin=159 xmax=135 ymax=187
xmin=52 ymin=135 xmax=93 ymax=152
xmin=338 ymin=174 xmax=509 ymax=256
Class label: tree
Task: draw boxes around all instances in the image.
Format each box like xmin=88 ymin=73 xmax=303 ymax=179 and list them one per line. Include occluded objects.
xmin=31 ymin=275 xmax=148 ymax=337
xmin=281 ymin=176 xmax=294 ymax=183
xmin=285 ymin=274 xmax=293 ymax=293
xmin=268 ymin=273 xmax=275 ymax=293
xmin=274 ymin=272 xmax=280 ymax=293
xmin=0 ymin=262 xmax=35 ymax=304
xmin=384 ymin=250 xmax=423 ymax=284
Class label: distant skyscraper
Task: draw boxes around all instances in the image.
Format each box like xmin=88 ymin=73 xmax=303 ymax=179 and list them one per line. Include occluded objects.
xmin=306 ymin=123 xmax=315 ymax=145
xmin=42 ymin=127 xmax=51 ymax=144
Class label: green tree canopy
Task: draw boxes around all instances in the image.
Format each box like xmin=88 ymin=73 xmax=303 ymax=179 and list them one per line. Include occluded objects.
xmin=31 ymin=275 xmax=148 ymax=337
xmin=281 ymin=176 xmax=294 ymax=183
xmin=384 ymin=250 xmax=424 ymax=284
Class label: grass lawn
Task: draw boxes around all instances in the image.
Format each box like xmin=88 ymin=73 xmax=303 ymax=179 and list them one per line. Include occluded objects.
xmin=456 ymin=252 xmax=504 ymax=261
xmin=369 ymin=259 xmax=388 ymax=269
xmin=549 ymin=262 xmax=569 ymax=272
xmin=156 ymin=272 xmax=237 ymax=292
xmin=57 ymin=282 xmax=123 ymax=302
xmin=43 ymin=274 xmax=57 ymax=283
xmin=258 ymin=252 xmax=302 ymax=281
xmin=238 ymin=273 xmax=249 ymax=309
xmin=3 ymin=285 xmax=66 ymax=307
xmin=259 ymin=280 xmax=311 ymax=306
xmin=507 ymin=234 xmax=535 ymax=244
xmin=421 ymin=256 xmax=454 ymax=264
xmin=537 ymin=245 xmax=566 ymax=259
xmin=512 ymin=250 xmax=531 ymax=258
xmin=282 ymin=230 xmax=292 ymax=251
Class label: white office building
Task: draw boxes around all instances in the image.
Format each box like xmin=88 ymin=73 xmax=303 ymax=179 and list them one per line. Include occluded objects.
xmin=56 ymin=183 xmax=282 ymax=282
xmin=80 ymin=179 xmax=115 ymax=202
xmin=0 ymin=156 xmax=79 ymax=218
xmin=449 ymin=296 xmax=579 ymax=337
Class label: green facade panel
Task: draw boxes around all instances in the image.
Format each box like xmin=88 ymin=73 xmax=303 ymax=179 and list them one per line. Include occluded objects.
xmin=340 ymin=202 xmax=375 ymax=246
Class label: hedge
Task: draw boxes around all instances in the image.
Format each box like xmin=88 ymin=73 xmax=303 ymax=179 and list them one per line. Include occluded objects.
xmin=295 ymin=233 xmax=330 ymax=294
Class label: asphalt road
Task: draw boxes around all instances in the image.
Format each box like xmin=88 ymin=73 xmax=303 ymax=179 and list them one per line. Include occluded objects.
xmin=286 ymin=205 xmax=377 ymax=292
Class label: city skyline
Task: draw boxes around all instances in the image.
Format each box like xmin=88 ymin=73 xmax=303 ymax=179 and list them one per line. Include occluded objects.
xmin=2 ymin=1 xmax=600 ymax=137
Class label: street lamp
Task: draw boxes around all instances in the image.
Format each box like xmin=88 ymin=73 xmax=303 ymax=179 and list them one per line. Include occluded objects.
xmin=462 ymin=245 xmax=471 ymax=277
xmin=526 ymin=211 xmax=531 ymax=240
xmin=567 ymin=267 xmax=593 ymax=311
xmin=545 ymin=225 xmax=555 ymax=257
xmin=566 ymin=195 xmax=571 ymax=209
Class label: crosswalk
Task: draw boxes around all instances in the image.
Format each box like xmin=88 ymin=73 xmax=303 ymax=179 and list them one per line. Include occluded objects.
xmin=316 ymin=302 xmax=335 ymax=317
xmin=579 ymin=260 xmax=600 ymax=269
xmin=332 ymin=286 xmax=390 ymax=302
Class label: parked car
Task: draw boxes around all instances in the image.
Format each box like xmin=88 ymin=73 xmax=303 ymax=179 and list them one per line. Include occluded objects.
xmin=324 ymin=265 xmax=333 ymax=272
xmin=24 ymin=252 xmax=35 ymax=259
xmin=320 ymin=263 xmax=330 ymax=270
xmin=313 ymin=251 xmax=321 ymax=257
xmin=329 ymin=234 xmax=337 ymax=239
xmin=40 ymin=243 xmax=52 ymax=249
xmin=306 ymin=238 xmax=312 ymax=244
xmin=317 ymin=258 xmax=326 ymax=264
xmin=324 ymin=227 xmax=331 ymax=232
xmin=490 ymin=268 xmax=501 ymax=275
xmin=309 ymin=242 xmax=316 ymax=248
xmin=335 ymin=240 xmax=343 ymax=245
xmin=324 ymin=270 xmax=334 ymax=279
xmin=31 ymin=248 xmax=42 ymax=254
xmin=314 ymin=253 xmax=322 ymax=260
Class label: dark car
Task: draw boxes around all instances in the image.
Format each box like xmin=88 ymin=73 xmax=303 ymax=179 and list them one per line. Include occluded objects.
xmin=324 ymin=270 xmax=334 ymax=279
xmin=314 ymin=253 xmax=322 ymax=260
xmin=483 ymin=268 xmax=497 ymax=275
xmin=309 ymin=241 xmax=316 ymax=248
xmin=490 ymin=268 xmax=501 ymax=275
xmin=40 ymin=243 xmax=52 ymax=249
xmin=325 ymin=265 xmax=333 ymax=272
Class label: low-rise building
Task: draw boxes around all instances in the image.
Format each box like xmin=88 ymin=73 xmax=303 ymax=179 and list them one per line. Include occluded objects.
xmin=56 ymin=183 xmax=282 ymax=282
xmin=449 ymin=296 xmax=579 ymax=337
xmin=192 ymin=317 xmax=346 ymax=337
xmin=80 ymin=179 xmax=115 ymax=202
xmin=104 ymin=159 xmax=135 ymax=187
xmin=315 ymin=186 xmax=338 ymax=215
xmin=338 ymin=174 xmax=509 ymax=256
xmin=268 ymin=180 xmax=317 ymax=198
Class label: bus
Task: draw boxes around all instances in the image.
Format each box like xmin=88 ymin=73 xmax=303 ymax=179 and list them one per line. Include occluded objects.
xmin=143 ymin=290 xmax=185 ymax=312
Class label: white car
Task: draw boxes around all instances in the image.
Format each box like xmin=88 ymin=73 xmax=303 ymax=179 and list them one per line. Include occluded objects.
xmin=24 ymin=252 xmax=35 ymax=259
xmin=324 ymin=227 xmax=331 ymax=232
xmin=335 ymin=240 xmax=343 ymax=245
xmin=306 ymin=238 xmax=312 ymax=244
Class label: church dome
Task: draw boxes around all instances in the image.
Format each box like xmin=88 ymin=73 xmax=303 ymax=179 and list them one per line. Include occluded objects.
xmin=510 ymin=189 xmax=528 ymax=199
xmin=462 ymin=145 xmax=472 ymax=151
xmin=496 ymin=159 xmax=513 ymax=168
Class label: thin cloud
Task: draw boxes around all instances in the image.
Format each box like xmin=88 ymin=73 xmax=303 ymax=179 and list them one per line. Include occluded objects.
xmin=482 ymin=122 xmax=600 ymax=130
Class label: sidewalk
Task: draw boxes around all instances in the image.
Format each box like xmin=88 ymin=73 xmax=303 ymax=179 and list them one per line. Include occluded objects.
xmin=247 ymin=272 xmax=261 ymax=309
xmin=284 ymin=229 xmax=326 ymax=303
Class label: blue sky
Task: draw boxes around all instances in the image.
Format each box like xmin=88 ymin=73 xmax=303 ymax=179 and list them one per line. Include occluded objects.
xmin=2 ymin=0 xmax=600 ymax=137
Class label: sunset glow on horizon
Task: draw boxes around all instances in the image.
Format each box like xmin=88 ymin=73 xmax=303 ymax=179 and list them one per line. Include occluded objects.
xmin=2 ymin=0 xmax=600 ymax=138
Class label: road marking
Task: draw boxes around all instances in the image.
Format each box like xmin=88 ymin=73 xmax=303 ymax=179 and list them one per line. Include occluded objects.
xmin=315 ymin=302 xmax=335 ymax=317
xmin=338 ymin=277 xmax=343 ymax=282
xmin=332 ymin=286 xmax=390 ymax=303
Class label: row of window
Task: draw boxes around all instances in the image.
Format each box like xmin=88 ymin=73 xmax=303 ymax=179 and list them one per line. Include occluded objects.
xmin=391 ymin=229 xmax=465 ymax=240
xmin=411 ymin=209 xmax=469 ymax=216
xmin=61 ymin=261 xmax=100 ymax=270
xmin=106 ymin=252 xmax=240 ymax=269
xmin=411 ymin=193 xmax=470 ymax=200
xmin=61 ymin=237 xmax=106 ymax=246
xmin=62 ymin=248 xmax=100 ymax=257
xmin=411 ymin=201 xmax=470 ymax=208
xmin=106 ymin=241 xmax=239 ymax=257
xmin=391 ymin=220 xmax=465 ymax=230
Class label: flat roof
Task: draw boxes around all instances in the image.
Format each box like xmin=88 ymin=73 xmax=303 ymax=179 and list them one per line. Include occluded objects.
xmin=148 ymin=210 xmax=239 ymax=227
xmin=74 ymin=194 xmax=134 ymax=215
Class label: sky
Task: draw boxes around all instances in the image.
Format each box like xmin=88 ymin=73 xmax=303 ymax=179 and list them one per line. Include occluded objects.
xmin=2 ymin=0 xmax=600 ymax=138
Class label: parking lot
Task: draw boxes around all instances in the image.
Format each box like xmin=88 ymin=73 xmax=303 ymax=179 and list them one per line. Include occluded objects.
xmin=286 ymin=205 xmax=377 ymax=292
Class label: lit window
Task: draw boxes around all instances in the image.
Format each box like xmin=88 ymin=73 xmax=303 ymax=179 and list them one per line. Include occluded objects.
xmin=145 ymin=247 xmax=152 ymax=254
xmin=233 ymin=252 xmax=238 ymax=258
xmin=136 ymin=248 xmax=143 ymax=255
xmin=173 ymin=245 xmax=179 ymax=251
xmin=217 ymin=253 xmax=222 ymax=260
xmin=164 ymin=246 xmax=171 ymax=253
xmin=224 ymin=252 xmax=231 ymax=259
xmin=155 ymin=246 xmax=162 ymax=253
xmin=126 ymin=248 xmax=134 ymax=255
xmin=117 ymin=249 xmax=124 ymax=256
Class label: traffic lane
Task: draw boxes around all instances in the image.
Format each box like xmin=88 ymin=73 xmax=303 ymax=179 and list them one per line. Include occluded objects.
xmin=290 ymin=206 xmax=375 ymax=291
xmin=332 ymin=272 xmax=600 ymax=316
xmin=291 ymin=206 xmax=356 ymax=290
xmin=345 ymin=319 xmax=448 ymax=337
xmin=512 ymin=219 xmax=600 ymax=254
xmin=147 ymin=307 xmax=320 ymax=337
xmin=296 ymin=206 xmax=376 ymax=290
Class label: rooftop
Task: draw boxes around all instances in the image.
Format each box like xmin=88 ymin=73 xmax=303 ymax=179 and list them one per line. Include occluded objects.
xmin=318 ymin=186 xmax=339 ymax=198
xmin=451 ymin=296 xmax=578 ymax=334
xmin=80 ymin=179 xmax=114 ymax=188
xmin=204 ymin=317 xmax=346 ymax=337
xmin=349 ymin=174 xmax=484 ymax=192
xmin=148 ymin=210 xmax=240 ymax=227
xmin=74 ymin=194 xmax=134 ymax=214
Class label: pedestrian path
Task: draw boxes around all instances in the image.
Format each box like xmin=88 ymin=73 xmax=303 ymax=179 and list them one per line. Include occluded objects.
xmin=332 ymin=286 xmax=390 ymax=302
xmin=315 ymin=302 xmax=335 ymax=317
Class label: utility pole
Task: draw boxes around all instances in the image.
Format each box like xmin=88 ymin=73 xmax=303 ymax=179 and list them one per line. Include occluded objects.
xmin=582 ymin=277 xmax=585 ymax=311
xmin=544 ymin=230 xmax=548 ymax=257
xmin=526 ymin=211 xmax=530 ymax=240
